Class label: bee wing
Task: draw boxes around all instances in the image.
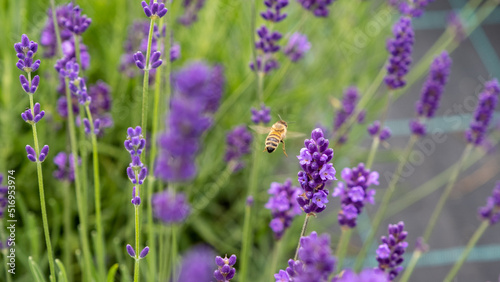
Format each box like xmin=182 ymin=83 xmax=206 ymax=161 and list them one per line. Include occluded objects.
xmin=249 ymin=125 xmax=272 ymax=134
xmin=330 ymin=96 xmax=342 ymax=109
xmin=285 ymin=131 xmax=306 ymax=139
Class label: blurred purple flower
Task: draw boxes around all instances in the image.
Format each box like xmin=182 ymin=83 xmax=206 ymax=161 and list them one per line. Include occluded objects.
xmin=251 ymin=103 xmax=271 ymax=124
xmin=478 ymin=181 xmax=500 ymax=224
xmin=155 ymin=62 xmax=224 ymax=182
xmin=214 ymin=254 xmax=237 ymax=282
xmin=152 ymin=190 xmax=190 ymax=224
xmin=225 ymin=125 xmax=253 ymax=172
xmin=384 ymin=16 xmax=414 ymax=89
xmin=465 ymin=79 xmax=500 ymax=145
xmin=250 ymin=25 xmax=282 ymax=73
xmin=53 ymin=152 xmax=80 ymax=182
xmin=179 ymin=0 xmax=206 ymax=26
xmin=64 ymin=4 xmax=92 ymax=34
xmin=333 ymin=87 xmax=360 ymax=143
xmin=333 ymin=163 xmax=378 ymax=228
xmin=367 ymin=121 xmax=392 ymax=141
xmin=265 ymin=179 xmax=303 ymax=239
xmin=297 ymin=0 xmax=336 ymax=17
xmin=284 ymin=32 xmax=310 ymax=62
xmin=278 ymin=232 xmax=335 ymax=281
xmin=178 ymin=245 xmax=215 ymax=282
xmin=389 ymin=0 xmax=435 ymax=18
xmin=376 ymin=221 xmax=408 ymax=281
xmin=297 ymin=128 xmax=336 ymax=214
xmin=261 ymin=0 xmax=289 ymax=22
xmin=171 ymin=42 xmax=181 ymax=62
xmin=410 ymin=51 xmax=452 ymax=136
xmin=448 ymin=12 xmax=466 ymax=42
xmin=0 ymin=175 xmax=8 ymax=220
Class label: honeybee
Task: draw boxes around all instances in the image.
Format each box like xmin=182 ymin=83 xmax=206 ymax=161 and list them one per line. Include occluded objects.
xmin=250 ymin=117 xmax=304 ymax=157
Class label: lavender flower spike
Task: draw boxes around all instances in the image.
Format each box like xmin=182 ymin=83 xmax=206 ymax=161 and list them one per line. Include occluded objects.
xmin=152 ymin=190 xmax=190 ymax=224
xmin=297 ymin=128 xmax=336 ymax=214
xmin=142 ymin=0 xmax=168 ymax=19
xmin=277 ymin=232 xmax=336 ymax=281
xmin=64 ymin=4 xmax=92 ymax=35
xmin=265 ymin=179 xmax=302 ymax=239
xmin=333 ymin=86 xmax=360 ymax=143
xmin=367 ymin=121 xmax=392 ymax=141
xmin=376 ymin=221 xmax=408 ymax=281
xmin=465 ymin=79 xmax=500 ymax=145
xmin=124 ymin=126 xmax=147 ymax=189
xmin=332 ymin=268 xmax=389 ymax=282
xmin=225 ymin=125 xmax=253 ymax=172
xmin=214 ymin=254 xmax=237 ymax=282
xmin=179 ymin=0 xmax=206 ymax=26
xmin=25 ymin=145 xmax=49 ymax=163
xmin=21 ymin=103 xmax=45 ymax=124
xmin=284 ymin=32 xmax=311 ymax=62
xmin=261 ymin=0 xmax=289 ymax=22
xmin=251 ymin=104 xmax=271 ymax=124
xmin=14 ymin=34 xmax=41 ymax=73
xmin=384 ymin=16 xmax=414 ymax=89
xmin=478 ymin=181 xmax=500 ymax=224
xmin=333 ymin=163 xmax=379 ymax=228
xmin=410 ymin=51 xmax=452 ymax=136
xmin=297 ymin=0 xmax=336 ymax=17
xmin=250 ymin=25 xmax=281 ymax=73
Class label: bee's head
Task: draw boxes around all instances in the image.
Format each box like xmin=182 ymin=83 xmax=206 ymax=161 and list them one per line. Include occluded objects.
xmin=278 ymin=120 xmax=288 ymax=127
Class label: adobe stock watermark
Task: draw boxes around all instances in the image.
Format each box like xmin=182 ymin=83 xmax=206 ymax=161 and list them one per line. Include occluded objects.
xmin=5 ymin=170 xmax=17 ymax=275
xmin=383 ymin=75 xmax=491 ymax=184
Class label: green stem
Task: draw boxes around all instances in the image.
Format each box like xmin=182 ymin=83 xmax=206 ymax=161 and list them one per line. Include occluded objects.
xmin=268 ymin=239 xmax=283 ymax=282
xmin=84 ymin=105 xmax=105 ymax=280
xmin=257 ymin=71 xmax=264 ymax=103
xmin=62 ymin=181 xmax=73 ymax=281
xmin=443 ymin=221 xmax=489 ymax=282
xmin=422 ymin=144 xmax=473 ymax=242
xmin=64 ymin=77 xmax=93 ymax=281
xmin=240 ymin=134 xmax=262 ymax=282
xmin=353 ymin=135 xmax=417 ymax=271
xmin=398 ymin=249 xmax=422 ymax=282
xmin=294 ymin=214 xmax=311 ymax=260
xmin=365 ymin=137 xmax=380 ymax=170
xmin=171 ymin=225 xmax=178 ymax=282
xmin=134 ymin=204 xmax=140 ymax=282
xmin=27 ymin=74 xmax=56 ymax=282
xmin=141 ymin=17 xmax=157 ymax=149
xmin=335 ymin=228 xmax=353 ymax=272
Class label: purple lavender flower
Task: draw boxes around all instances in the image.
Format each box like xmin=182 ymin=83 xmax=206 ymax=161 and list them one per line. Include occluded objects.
xmin=297 ymin=0 xmax=336 ymax=17
xmin=448 ymin=12 xmax=465 ymax=42
xmin=214 ymin=254 xmax=237 ymax=282
xmin=389 ymin=0 xmax=435 ymax=18
xmin=21 ymin=103 xmax=45 ymax=124
xmin=25 ymin=145 xmax=49 ymax=163
xmin=171 ymin=42 xmax=181 ymax=62
xmin=152 ymin=190 xmax=191 ymax=224
xmin=265 ymin=179 xmax=303 ymax=239
xmin=133 ymin=50 xmax=163 ymax=70
xmin=0 ymin=175 xmax=8 ymax=220
xmin=88 ymin=81 xmax=113 ymax=133
xmin=367 ymin=121 xmax=392 ymax=141
xmin=179 ymin=0 xmax=206 ymax=26
xmin=296 ymin=128 xmax=336 ymax=214
xmin=225 ymin=125 xmax=253 ymax=172
xmin=56 ymin=60 xmax=91 ymax=105
xmin=14 ymin=34 xmax=41 ymax=74
xmin=155 ymin=62 xmax=224 ymax=182
xmin=376 ymin=221 xmax=408 ymax=281
xmin=64 ymin=4 xmax=92 ymax=35
xmin=141 ymin=0 xmax=168 ymax=19
xmin=410 ymin=51 xmax=452 ymax=136
xmin=178 ymin=245 xmax=216 ymax=282
xmin=465 ymin=79 xmax=500 ymax=145
xmin=251 ymin=104 xmax=271 ymax=124
xmin=284 ymin=32 xmax=310 ymax=62
xmin=261 ymin=0 xmax=289 ymax=22
xmin=384 ymin=16 xmax=414 ymax=89
xmin=53 ymin=152 xmax=80 ymax=182
xmin=478 ymin=181 xmax=500 ymax=224
xmin=278 ymin=232 xmax=335 ymax=281
xmin=250 ymin=25 xmax=282 ymax=73
xmin=332 ymin=163 xmax=378 ymax=228
xmin=40 ymin=5 xmax=73 ymax=57
xmin=124 ymin=126 xmax=147 ymax=186
xmin=333 ymin=87 xmax=360 ymax=143
xmin=332 ymin=268 xmax=389 ymax=282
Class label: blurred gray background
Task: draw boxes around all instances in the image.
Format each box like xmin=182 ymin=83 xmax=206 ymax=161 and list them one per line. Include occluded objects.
xmin=358 ymin=0 xmax=500 ymax=281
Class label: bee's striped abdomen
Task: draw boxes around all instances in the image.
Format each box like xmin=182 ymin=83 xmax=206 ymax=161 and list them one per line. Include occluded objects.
xmin=265 ymin=132 xmax=282 ymax=153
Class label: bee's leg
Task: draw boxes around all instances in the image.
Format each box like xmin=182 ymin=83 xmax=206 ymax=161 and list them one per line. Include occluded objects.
xmin=281 ymin=140 xmax=288 ymax=157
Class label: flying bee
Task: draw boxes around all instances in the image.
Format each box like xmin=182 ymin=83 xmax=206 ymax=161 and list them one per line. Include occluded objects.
xmin=250 ymin=117 xmax=304 ymax=157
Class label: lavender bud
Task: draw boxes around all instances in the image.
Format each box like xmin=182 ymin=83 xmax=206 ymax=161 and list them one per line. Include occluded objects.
xmin=26 ymin=145 xmax=37 ymax=162
xmin=139 ymin=246 xmax=150 ymax=258
xmin=39 ymin=145 xmax=49 ymax=162
xmin=126 ymin=244 xmax=136 ymax=258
